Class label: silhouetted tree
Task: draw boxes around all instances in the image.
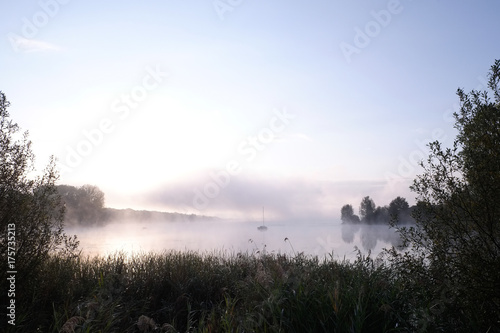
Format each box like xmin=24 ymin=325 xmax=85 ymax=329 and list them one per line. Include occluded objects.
xmin=340 ymin=204 xmax=360 ymax=223
xmin=373 ymin=205 xmax=389 ymax=224
xmin=77 ymin=184 xmax=105 ymax=224
xmin=57 ymin=184 xmax=105 ymax=225
xmin=0 ymin=91 xmax=78 ymax=281
xmin=390 ymin=60 xmax=500 ymax=331
xmin=388 ymin=196 xmax=411 ymax=224
xmin=359 ymin=196 xmax=376 ymax=223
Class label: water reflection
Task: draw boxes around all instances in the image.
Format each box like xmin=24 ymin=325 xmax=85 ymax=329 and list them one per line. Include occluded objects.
xmin=69 ymin=220 xmax=404 ymax=260
xmin=341 ymin=223 xmax=403 ymax=251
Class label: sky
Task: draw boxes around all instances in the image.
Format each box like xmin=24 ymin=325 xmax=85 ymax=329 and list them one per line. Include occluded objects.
xmin=1 ymin=0 xmax=499 ymax=221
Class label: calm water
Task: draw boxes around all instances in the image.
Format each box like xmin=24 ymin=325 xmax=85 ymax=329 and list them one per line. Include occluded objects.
xmin=69 ymin=220 xmax=403 ymax=260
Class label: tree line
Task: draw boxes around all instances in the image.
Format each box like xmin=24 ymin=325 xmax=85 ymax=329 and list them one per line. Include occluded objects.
xmin=57 ymin=184 xmax=214 ymax=226
xmin=340 ymin=196 xmax=414 ymax=224
xmin=57 ymin=184 xmax=106 ymax=226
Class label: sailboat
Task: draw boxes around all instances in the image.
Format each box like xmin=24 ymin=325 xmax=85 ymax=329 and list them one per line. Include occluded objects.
xmin=257 ymin=207 xmax=268 ymax=231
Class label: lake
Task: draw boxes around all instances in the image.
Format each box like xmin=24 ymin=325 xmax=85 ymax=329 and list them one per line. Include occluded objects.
xmin=68 ymin=219 xmax=403 ymax=261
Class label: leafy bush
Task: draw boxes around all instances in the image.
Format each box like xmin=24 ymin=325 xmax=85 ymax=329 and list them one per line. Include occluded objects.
xmin=390 ymin=60 xmax=500 ymax=332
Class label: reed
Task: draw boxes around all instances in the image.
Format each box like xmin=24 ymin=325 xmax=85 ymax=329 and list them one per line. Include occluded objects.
xmin=3 ymin=248 xmax=476 ymax=332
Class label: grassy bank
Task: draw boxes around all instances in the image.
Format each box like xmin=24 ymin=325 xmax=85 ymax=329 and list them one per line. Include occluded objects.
xmin=3 ymin=249 xmax=494 ymax=332
xmin=5 ymin=249 xmax=410 ymax=332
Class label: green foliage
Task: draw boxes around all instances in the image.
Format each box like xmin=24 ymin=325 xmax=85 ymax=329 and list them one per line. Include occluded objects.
xmin=0 ymin=91 xmax=78 ymax=283
xmin=391 ymin=60 xmax=500 ymax=332
xmin=57 ymin=184 xmax=106 ymax=225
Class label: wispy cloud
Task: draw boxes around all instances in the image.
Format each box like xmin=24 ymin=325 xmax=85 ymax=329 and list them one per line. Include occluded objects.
xmin=8 ymin=35 xmax=63 ymax=53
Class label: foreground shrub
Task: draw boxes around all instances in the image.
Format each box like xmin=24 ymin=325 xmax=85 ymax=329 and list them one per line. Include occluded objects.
xmin=389 ymin=60 xmax=500 ymax=332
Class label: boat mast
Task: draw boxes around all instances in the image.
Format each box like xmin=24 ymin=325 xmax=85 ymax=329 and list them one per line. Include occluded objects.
xmin=257 ymin=206 xmax=268 ymax=231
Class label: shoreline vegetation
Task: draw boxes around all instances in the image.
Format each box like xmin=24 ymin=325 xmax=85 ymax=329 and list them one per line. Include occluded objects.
xmin=2 ymin=247 xmax=498 ymax=332
xmin=2 ymin=61 xmax=500 ymax=331
xmin=0 ymin=250 xmax=423 ymax=332
xmin=56 ymin=184 xmax=218 ymax=227
xmin=340 ymin=196 xmax=415 ymax=226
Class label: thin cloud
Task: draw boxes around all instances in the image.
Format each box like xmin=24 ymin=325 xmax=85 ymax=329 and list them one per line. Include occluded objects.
xmin=292 ymin=133 xmax=314 ymax=142
xmin=8 ymin=35 xmax=63 ymax=53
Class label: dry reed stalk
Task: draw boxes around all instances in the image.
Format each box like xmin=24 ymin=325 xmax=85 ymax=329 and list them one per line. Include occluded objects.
xmin=255 ymin=261 xmax=272 ymax=287
xmin=60 ymin=316 xmax=85 ymax=333
xmin=137 ymin=315 xmax=156 ymax=332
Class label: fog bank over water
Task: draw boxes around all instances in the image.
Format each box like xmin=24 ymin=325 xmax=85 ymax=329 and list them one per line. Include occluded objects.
xmin=118 ymin=175 xmax=414 ymax=220
xmin=69 ymin=219 xmax=403 ymax=260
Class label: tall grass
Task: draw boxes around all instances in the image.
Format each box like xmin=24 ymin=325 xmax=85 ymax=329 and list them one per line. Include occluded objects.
xmin=1 ymin=249 xmax=431 ymax=332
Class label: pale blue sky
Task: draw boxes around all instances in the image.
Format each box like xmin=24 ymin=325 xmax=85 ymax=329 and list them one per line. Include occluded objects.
xmin=1 ymin=0 xmax=499 ymax=219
